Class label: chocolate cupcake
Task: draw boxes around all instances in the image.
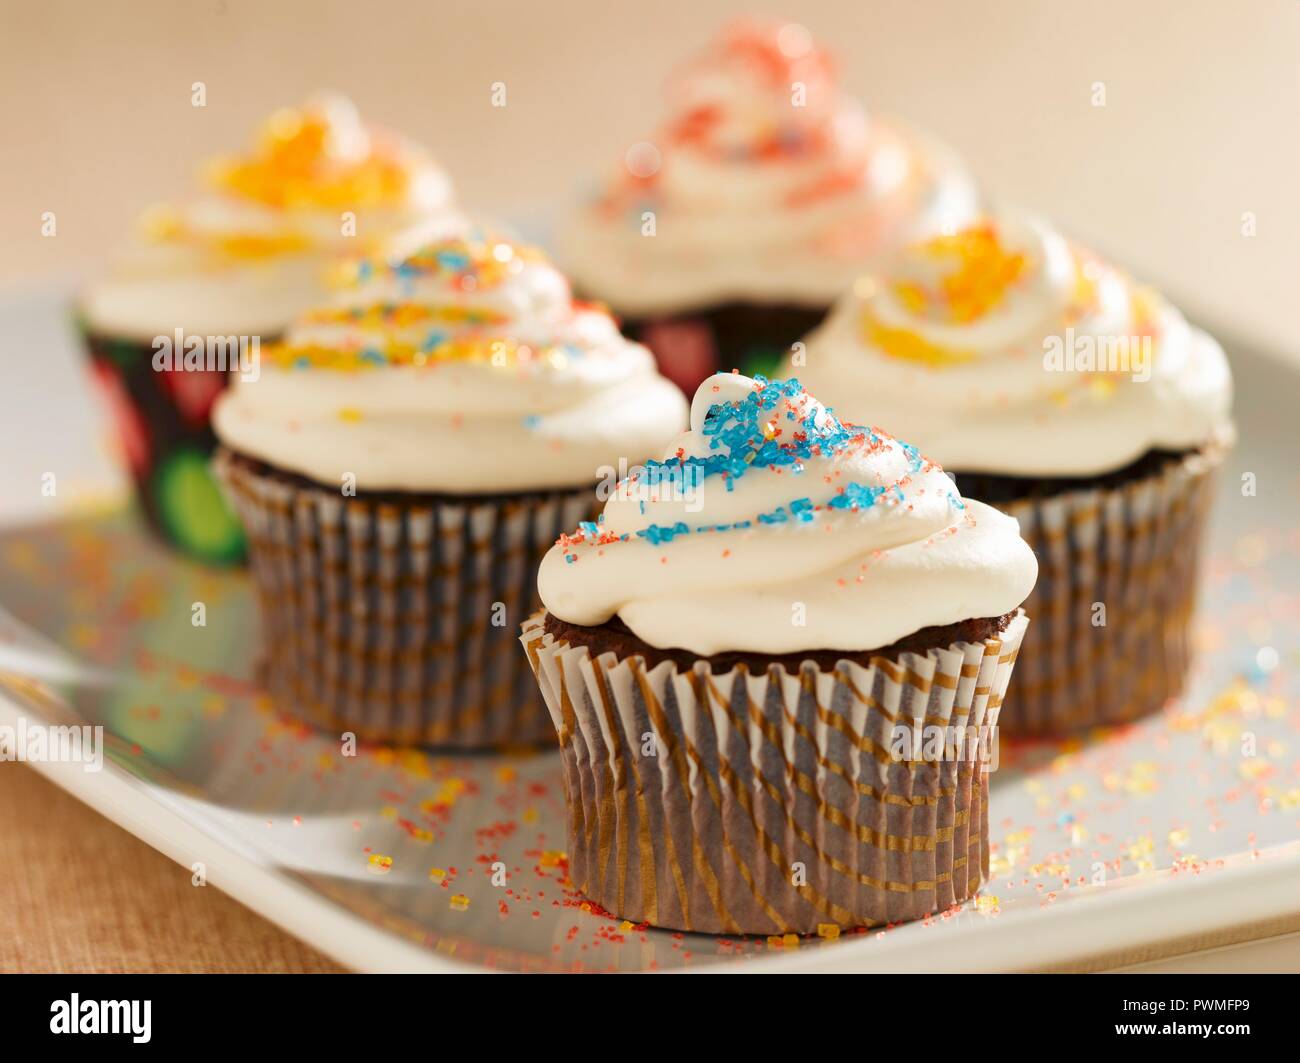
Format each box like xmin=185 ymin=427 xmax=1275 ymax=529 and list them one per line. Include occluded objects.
xmin=521 ymin=373 xmax=1037 ymax=934
xmin=79 ymin=95 xmax=463 ymax=563
xmin=556 ymin=18 xmax=980 ymax=394
xmin=797 ymin=213 xmax=1234 ymax=733
xmin=212 ymin=229 xmax=686 ymax=748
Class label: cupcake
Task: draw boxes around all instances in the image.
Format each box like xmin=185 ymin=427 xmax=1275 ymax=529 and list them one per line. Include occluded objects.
xmin=212 ymin=228 xmax=687 ymax=748
xmin=556 ymin=17 xmax=979 ymax=394
xmin=79 ymin=94 xmax=463 ymax=564
xmin=521 ymin=373 xmax=1037 ymax=934
xmin=797 ymin=213 xmax=1234 ymax=733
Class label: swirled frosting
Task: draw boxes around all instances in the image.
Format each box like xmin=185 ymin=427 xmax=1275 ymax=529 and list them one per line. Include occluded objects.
xmin=537 ymin=373 xmax=1037 ymax=655
xmin=81 ymin=95 xmax=463 ymax=339
xmin=212 ymin=228 xmax=688 ymax=493
xmin=556 ymin=18 xmax=980 ymax=317
xmin=797 ymin=213 xmax=1234 ymax=476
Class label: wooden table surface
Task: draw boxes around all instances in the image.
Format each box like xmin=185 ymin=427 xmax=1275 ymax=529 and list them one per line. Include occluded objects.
xmin=0 ymin=763 xmax=344 ymax=974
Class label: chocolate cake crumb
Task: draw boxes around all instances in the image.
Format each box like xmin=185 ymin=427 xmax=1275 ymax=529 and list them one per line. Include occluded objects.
xmin=952 ymin=448 xmax=1191 ymax=505
xmin=542 ymin=610 xmax=1016 ymax=674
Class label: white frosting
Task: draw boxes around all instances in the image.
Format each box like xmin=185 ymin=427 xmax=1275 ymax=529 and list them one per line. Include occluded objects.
xmin=556 ymin=21 xmax=980 ymax=316
xmin=798 ymin=213 xmax=1234 ymax=477
xmin=212 ymin=231 xmax=688 ymax=494
xmin=538 ymin=373 xmax=1037 ymax=655
xmin=81 ymin=95 xmax=464 ymax=339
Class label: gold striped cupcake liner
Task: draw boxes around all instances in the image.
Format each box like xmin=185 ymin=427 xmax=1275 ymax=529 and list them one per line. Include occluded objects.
xmin=992 ymin=442 xmax=1223 ymax=735
xmin=520 ymin=610 xmax=1029 ymax=935
xmin=214 ymin=449 xmax=594 ymax=748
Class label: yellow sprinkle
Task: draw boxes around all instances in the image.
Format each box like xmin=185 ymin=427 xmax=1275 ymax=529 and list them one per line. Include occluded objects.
xmin=782 ymin=933 xmax=800 ymax=949
xmin=428 ymin=867 xmax=446 ymax=880
xmin=539 ymin=850 xmax=566 ymax=868
xmin=816 ymin=923 xmax=840 ymax=940
xmin=863 ymin=312 xmax=976 ymax=367
xmin=892 ymin=279 xmax=928 ymax=314
xmin=450 ymin=894 xmax=470 ymax=911
xmin=337 ymin=407 xmax=363 ymax=422
xmin=620 ymin=921 xmax=636 ymax=933
xmin=976 ymin=895 xmax=1001 ymax=914
xmin=68 ymin=623 xmax=99 ymax=649
xmin=1239 ymin=759 xmax=1270 ymax=780
xmin=367 ymin=854 xmax=392 ymax=874
xmin=379 ymin=805 xmax=397 ymax=819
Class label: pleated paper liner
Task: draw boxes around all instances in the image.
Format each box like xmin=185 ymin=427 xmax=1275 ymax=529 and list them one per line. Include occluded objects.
xmin=974 ymin=442 xmax=1224 ymax=735
xmin=520 ymin=610 xmax=1029 ymax=936
xmin=81 ymin=326 xmax=249 ymax=565
xmin=214 ymin=449 xmax=594 ymax=749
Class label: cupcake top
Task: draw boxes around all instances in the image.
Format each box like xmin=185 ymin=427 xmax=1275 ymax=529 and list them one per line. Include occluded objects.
xmin=798 ymin=213 xmax=1234 ymax=476
xmin=81 ymin=95 xmax=463 ymax=339
xmin=537 ymin=373 xmax=1037 ymax=655
xmin=212 ymin=228 xmax=688 ymax=494
xmin=556 ymin=18 xmax=980 ymax=317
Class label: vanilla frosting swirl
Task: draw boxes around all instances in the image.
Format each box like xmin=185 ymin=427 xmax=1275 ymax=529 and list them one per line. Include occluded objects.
xmin=212 ymin=228 xmax=687 ymax=493
xmin=538 ymin=373 xmax=1037 ymax=655
xmin=82 ymin=95 xmax=463 ymax=338
xmin=798 ymin=212 xmax=1233 ymax=476
xmin=556 ymin=19 xmax=980 ymax=317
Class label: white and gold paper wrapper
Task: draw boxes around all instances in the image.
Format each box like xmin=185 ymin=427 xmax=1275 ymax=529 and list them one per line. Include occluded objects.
xmin=520 ymin=610 xmax=1029 ymax=935
xmin=986 ymin=444 xmax=1222 ymax=735
xmin=215 ymin=449 xmax=593 ymax=748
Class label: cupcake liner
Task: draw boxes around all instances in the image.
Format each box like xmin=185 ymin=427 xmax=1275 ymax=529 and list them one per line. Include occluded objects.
xmin=214 ymin=449 xmax=593 ymax=748
xmin=520 ymin=610 xmax=1029 ymax=935
xmin=990 ymin=444 xmax=1222 ymax=734
xmin=81 ymin=326 xmax=247 ymax=565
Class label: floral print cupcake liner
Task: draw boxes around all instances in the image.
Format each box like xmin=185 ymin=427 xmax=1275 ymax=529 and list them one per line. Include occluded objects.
xmin=82 ymin=327 xmax=247 ymax=565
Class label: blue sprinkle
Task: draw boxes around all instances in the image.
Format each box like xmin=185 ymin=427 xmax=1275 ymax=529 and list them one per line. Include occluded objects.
xmin=828 ymin=482 xmax=889 ymax=511
xmin=636 ymin=521 xmax=690 ymax=545
xmin=436 ymin=250 xmax=470 ymax=271
xmin=646 ymin=376 xmax=880 ymax=495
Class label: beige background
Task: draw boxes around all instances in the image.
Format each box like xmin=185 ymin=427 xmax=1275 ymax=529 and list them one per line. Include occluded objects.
xmin=1 ymin=0 xmax=1298 ymax=973
xmin=2 ymin=0 xmax=1297 ymax=359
